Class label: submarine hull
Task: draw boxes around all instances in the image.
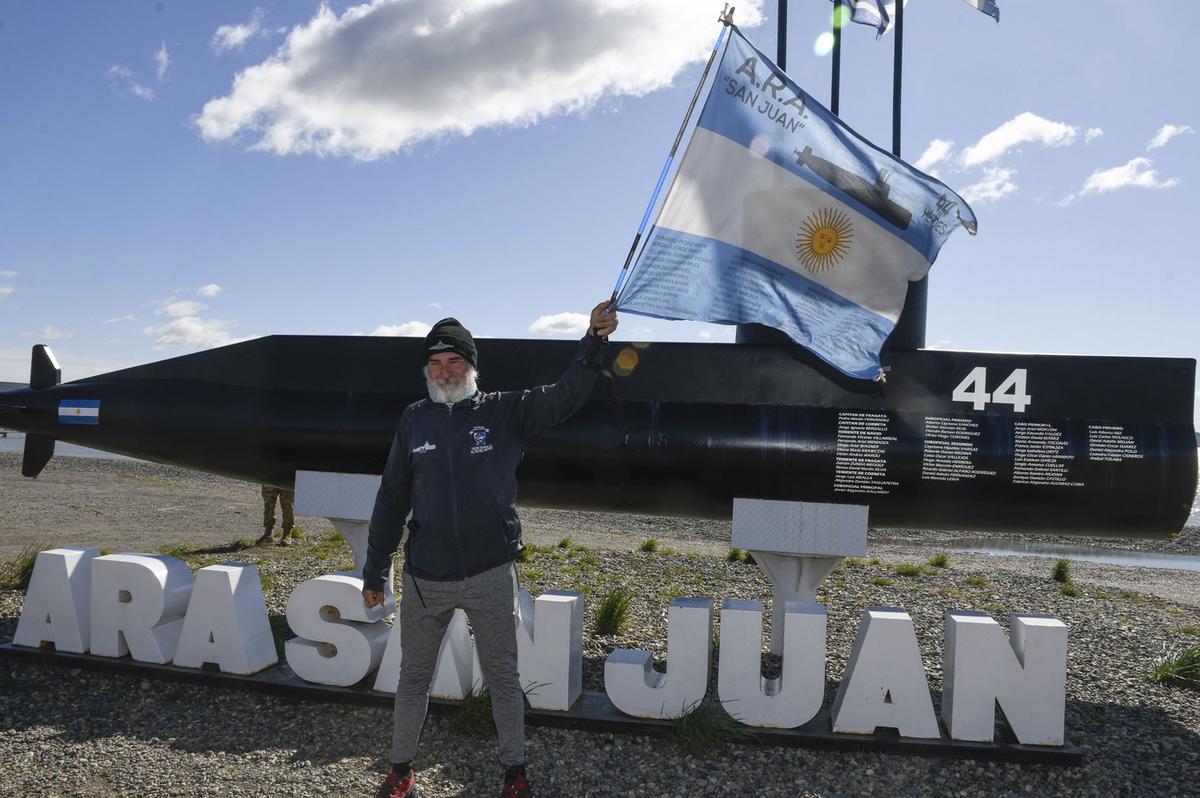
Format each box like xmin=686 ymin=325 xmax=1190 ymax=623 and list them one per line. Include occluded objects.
xmin=2 ymin=336 xmax=1195 ymax=536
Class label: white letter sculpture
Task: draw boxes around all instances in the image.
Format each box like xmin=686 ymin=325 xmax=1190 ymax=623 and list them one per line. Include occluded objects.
xmin=717 ymin=599 xmax=826 ymax=728
xmin=516 ymin=589 xmax=584 ymax=711
xmin=14 ymin=546 xmax=99 ymax=653
xmin=174 ymin=564 xmax=278 ymax=675
xmin=90 ymin=553 xmax=193 ymax=663
xmin=286 ymin=573 xmax=388 ymax=686
xmin=832 ymin=608 xmax=940 ymax=738
xmin=605 ymin=597 xmax=713 ymax=720
xmin=943 ymin=611 xmax=1068 ymax=745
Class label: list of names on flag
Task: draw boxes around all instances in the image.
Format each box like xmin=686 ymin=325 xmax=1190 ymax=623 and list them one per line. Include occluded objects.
xmin=920 ymin=416 xmax=996 ymax=483
xmin=834 ymin=411 xmax=898 ymax=495
xmin=1012 ymin=422 xmax=1083 ymax=487
xmin=1087 ymin=425 xmax=1143 ymax=463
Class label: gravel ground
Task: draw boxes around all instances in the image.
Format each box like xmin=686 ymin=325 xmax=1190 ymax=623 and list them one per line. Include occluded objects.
xmin=1 ymin=454 xmax=1199 ymax=797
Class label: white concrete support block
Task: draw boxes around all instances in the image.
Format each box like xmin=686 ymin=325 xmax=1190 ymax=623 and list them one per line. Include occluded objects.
xmin=832 ymin=608 xmax=940 ymax=738
xmin=517 ymin=589 xmax=584 ymax=711
xmin=732 ymin=498 xmax=868 ymax=556
xmin=372 ymin=609 xmax=475 ymax=700
xmin=174 ymin=564 xmax=278 ymax=675
xmin=90 ymin=554 xmax=193 ymax=663
xmin=285 ymin=573 xmax=388 ymax=687
xmin=732 ymin=498 xmax=866 ymax=656
xmin=330 ymin=520 xmax=395 ymax=610
xmin=294 ymin=470 xmax=382 ymax=521
xmin=294 ymin=471 xmax=395 ymax=610
xmin=14 ymin=547 xmax=99 ymax=653
xmin=717 ymin=599 xmax=826 ymax=728
xmin=752 ymin=553 xmax=841 ymax=656
xmin=943 ymin=612 xmax=1068 ymax=746
xmin=604 ymin=597 xmax=714 ymax=720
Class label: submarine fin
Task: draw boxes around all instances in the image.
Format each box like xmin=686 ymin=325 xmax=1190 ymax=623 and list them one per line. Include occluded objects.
xmin=30 ymin=345 xmax=61 ymax=390
xmin=22 ymin=433 xmax=55 ymax=478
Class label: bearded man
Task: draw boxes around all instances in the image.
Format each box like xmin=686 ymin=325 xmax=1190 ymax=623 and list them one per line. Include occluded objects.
xmin=363 ymin=300 xmax=618 ymax=798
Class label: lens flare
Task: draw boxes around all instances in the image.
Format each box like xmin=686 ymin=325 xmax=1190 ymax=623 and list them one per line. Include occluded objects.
xmin=749 ymin=133 xmax=771 ymax=158
xmin=613 ymin=347 xmax=640 ymax=377
xmin=814 ymin=32 xmax=834 ymax=57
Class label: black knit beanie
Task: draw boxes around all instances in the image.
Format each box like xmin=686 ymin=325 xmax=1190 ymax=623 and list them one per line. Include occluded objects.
xmin=423 ymin=318 xmax=477 ymax=368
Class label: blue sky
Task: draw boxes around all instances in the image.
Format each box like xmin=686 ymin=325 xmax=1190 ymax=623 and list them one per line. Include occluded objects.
xmin=0 ymin=1 xmax=1195 ymax=426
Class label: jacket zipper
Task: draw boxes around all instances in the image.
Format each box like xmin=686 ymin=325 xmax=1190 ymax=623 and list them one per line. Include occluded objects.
xmin=447 ymin=403 xmax=467 ymax=578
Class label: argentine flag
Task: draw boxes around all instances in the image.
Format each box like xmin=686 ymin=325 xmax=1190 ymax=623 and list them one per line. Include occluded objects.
xmin=58 ymin=399 xmax=101 ymax=425
xmin=616 ymin=26 xmax=977 ymax=380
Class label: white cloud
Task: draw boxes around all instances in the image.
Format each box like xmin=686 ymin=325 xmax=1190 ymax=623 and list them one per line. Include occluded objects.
xmin=197 ymin=283 xmax=223 ymax=297
xmin=368 ymin=321 xmax=432 ymax=336
xmin=108 ymin=65 xmax=156 ymax=101
xmin=106 ymin=314 xmax=136 ymax=323
xmin=143 ymin=317 xmax=246 ymax=350
xmin=529 ymin=312 xmax=589 ymax=336
xmin=1147 ymin=123 xmax=1194 ymax=150
xmin=196 ymin=0 xmax=764 ymax=160
xmin=428 ymin=301 xmax=442 ymax=309
xmin=0 ymin=286 xmax=13 ymax=299
xmin=211 ymin=8 xmax=268 ymax=53
xmin=161 ymin=300 xmax=207 ymax=317
xmin=0 ymin=270 xmax=17 ymax=278
xmin=958 ymin=167 xmax=1018 ymax=205
xmin=961 ymin=112 xmax=1077 ymax=167
xmin=40 ymin=325 xmax=72 ymax=341
xmin=1084 ymin=127 xmax=1103 ymax=143
xmin=914 ymin=138 xmax=953 ymax=174
xmin=1075 ymin=157 xmax=1179 ymax=199
xmin=156 ymin=42 xmax=171 ymax=81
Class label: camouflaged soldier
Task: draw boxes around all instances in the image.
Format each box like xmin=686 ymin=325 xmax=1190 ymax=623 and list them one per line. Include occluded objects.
xmin=257 ymin=485 xmax=296 ymax=546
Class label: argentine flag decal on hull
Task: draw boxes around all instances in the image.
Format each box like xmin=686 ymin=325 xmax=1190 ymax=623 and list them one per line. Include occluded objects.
xmin=58 ymin=399 xmax=101 ymax=426
xmin=616 ymin=25 xmax=976 ymax=380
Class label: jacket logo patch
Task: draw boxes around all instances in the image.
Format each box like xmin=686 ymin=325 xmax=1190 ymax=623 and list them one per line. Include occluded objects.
xmin=412 ymin=441 xmax=437 ymax=454
xmin=469 ymin=426 xmax=493 ymax=454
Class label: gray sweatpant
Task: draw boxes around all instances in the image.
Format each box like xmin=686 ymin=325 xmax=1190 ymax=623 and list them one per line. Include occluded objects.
xmin=391 ymin=562 xmax=525 ymax=767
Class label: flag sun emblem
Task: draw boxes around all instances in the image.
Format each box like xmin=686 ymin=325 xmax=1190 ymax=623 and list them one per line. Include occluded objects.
xmin=795 ymin=208 xmax=853 ymax=272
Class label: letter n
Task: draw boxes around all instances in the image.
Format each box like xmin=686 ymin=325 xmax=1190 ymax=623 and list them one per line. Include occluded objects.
xmin=943 ymin=611 xmax=1067 ymax=745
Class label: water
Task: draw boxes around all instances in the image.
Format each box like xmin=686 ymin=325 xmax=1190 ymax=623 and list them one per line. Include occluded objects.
xmin=926 ymin=536 xmax=1200 ymax=573
xmin=0 ymin=431 xmax=139 ymax=462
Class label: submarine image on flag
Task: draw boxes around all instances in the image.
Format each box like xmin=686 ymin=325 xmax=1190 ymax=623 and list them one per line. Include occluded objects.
xmin=792 ymin=146 xmax=913 ymax=231
xmin=1 ymin=333 xmax=1195 ymax=538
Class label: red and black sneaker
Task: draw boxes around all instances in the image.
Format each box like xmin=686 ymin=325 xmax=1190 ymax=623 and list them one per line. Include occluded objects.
xmin=375 ymin=767 xmax=418 ymax=798
xmin=501 ymin=764 xmax=533 ymax=798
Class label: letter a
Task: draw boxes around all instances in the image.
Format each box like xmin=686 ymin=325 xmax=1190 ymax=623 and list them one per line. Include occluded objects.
xmin=14 ymin=547 xmax=98 ymax=653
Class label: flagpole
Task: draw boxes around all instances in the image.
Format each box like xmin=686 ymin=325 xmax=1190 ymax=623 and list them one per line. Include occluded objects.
xmin=609 ymin=6 xmax=736 ymax=302
xmin=886 ymin=0 xmax=927 ymax=350
xmin=776 ymin=0 xmax=787 ymax=70
xmin=830 ymin=3 xmax=842 ymax=115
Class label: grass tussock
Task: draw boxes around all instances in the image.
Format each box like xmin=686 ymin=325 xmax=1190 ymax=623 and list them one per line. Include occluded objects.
xmin=594 ymin=588 xmax=633 ymax=636
xmin=449 ymin=687 xmax=496 ymax=736
xmin=962 ymin=575 xmax=989 ymax=587
xmin=556 ymin=537 xmax=572 ymax=549
xmin=1052 ymin=559 xmax=1072 ymax=584
xmin=926 ymin=552 xmax=951 ymax=569
xmin=1147 ymin=645 xmax=1200 ymax=689
xmin=726 ymin=548 xmax=749 ymax=563
xmin=894 ymin=564 xmax=926 ymax=577
xmin=672 ymin=702 xmax=749 ymax=757
xmin=1060 ymin=582 xmax=1082 ymax=598
xmin=871 ymin=577 xmax=895 ymax=587
xmin=0 ymin=544 xmax=43 ymax=590
xmin=638 ymin=538 xmax=659 ymax=553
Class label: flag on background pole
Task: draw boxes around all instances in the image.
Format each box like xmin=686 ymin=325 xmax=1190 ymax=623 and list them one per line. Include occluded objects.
xmin=963 ymin=0 xmax=1000 ymax=22
xmin=832 ymin=0 xmax=897 ymax=37
xmin=615 ymin=25 xmax=977 ymax=380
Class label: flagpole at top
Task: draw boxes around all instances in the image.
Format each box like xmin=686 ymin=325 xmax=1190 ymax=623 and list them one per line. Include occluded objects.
xmin=885 ymin=0 xmax=928 ymax=351
xmin=830 ymin=3 xmax=843 ymax=115
xmin=609 ymin=5 xmax=736 ymax=302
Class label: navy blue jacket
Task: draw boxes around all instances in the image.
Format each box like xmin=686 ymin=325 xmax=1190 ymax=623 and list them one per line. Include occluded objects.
xmin=363 ymin=335 xmax=605 ymax=589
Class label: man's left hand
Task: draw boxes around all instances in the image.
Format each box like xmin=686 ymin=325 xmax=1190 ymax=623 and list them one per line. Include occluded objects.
xmin=589 ymin=300 xmax=619 ymax=339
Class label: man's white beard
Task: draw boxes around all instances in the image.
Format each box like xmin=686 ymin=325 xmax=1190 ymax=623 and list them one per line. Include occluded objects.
xmin=425 ymin=367 xmax=478 ymax=405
